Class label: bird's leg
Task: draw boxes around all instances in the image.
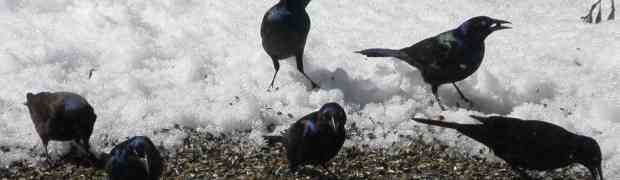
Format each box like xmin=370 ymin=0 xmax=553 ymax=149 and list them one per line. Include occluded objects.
xmin=44 ymin=144 xmax=51 ymax=165
xmin=88 ymin=68 xmax=96 ymax=79
xmin=79 ymin=138 xmax=97 ymax=165
xmin=295 ymin=51 xmax=320 ymax=89
xmin=583 ymin=0 xmax=602 ymax=23
xmin=269 ymin=58 xmax=280 ymax=91
xmin=432 ymin=85 xmax=446 ymax=111
xmin=609 ymin=0 xmax=616 ymax=20
xmin=42 ymin=142 xmax=57 ymax=168
xmin=452 ymin=83 xmax=474 ymax=109
xmin=596 ymin=0 xmax=604 ymax=23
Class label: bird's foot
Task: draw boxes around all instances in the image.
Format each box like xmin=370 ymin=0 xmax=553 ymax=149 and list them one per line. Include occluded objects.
xmin=310 ymin=82 xmax=320 ymax=90
xmin=41 ymin=152 xmax=57 ymax=169
xmin=267 ymin=86 xmax=279 ymax=92
xmin=582 ymin=14 xmax=593 ymax=23
xmin=456 ymin=100 xmax=475 ymax=110
xmin=43 ymin=159 xmax=61 ymax=170
xmin=428 ymin=99 xmax=447 ymax=111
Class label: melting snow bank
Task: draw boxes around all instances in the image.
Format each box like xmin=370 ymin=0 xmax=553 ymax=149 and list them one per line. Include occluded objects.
xmin=0 ymin=0 xmax=619 ymax=178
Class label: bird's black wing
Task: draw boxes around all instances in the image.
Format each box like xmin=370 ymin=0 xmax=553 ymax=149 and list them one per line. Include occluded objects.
xmin=286 ymin=118 xmax=306 ymax=167
xmin=286 ymin=112 xmax=318 ymax=167
xmin=483 ymin=119 xmax=577 ymax=168
xmin=401 ymin=31 xmax=463 ymax=71
xmin=47 ymin=96 xmax=66 ymax=134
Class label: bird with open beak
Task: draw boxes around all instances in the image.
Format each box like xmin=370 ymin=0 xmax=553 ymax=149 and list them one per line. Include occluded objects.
xmin=106 ymin=136 xmax=164 ymax=180
xmin=356 ymin=16 xmax=511 ymax=110
xmin=263 ymin=102 xmax=347 ymax=176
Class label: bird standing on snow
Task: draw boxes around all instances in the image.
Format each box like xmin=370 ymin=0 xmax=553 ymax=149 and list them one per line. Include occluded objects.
xmin=356 ymin=16 xmax=511 ymax=110
xmin=264 ymin=103 xmax=347 ymax=175
xmin=24 ymin=91 xmax=98 ymax=164
xmin=412 ymin=115 xmax=604 ymax=180
xmin=582 ymin=0 xmax=615 ymax=24
xmin=261 ymin=0 xmax=319 ymax=89
xmin=105 ymin=136 xmax=164 ymax=180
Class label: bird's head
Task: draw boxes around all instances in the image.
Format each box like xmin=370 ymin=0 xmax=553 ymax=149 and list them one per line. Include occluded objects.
xmin=24 ymin=93 xmax=36 ymax=111
xmin=575 ymin=136 xmax=604 ymax=180
xmin=317 ymin=102 xmax=347 ymax=134
xmin=280 ymin=0 xmax=308 ymax=9
xmin=24 ymin=92 xmax=43 ymax=107
xmin=24 ymin=92 xmax=51 ymax=122
xmin=128 ymin=136 xmax=151 ymax=175
xmin=457 ymin=16 xmax=511 ymax=41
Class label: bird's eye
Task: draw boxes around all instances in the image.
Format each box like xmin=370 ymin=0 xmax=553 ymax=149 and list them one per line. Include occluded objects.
xmin=480 ymin=21 xmax=489 ymax=27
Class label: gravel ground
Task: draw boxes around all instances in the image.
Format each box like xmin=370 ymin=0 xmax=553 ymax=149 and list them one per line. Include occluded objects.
xmin=0 ymin=126 xmax=591 ymax=180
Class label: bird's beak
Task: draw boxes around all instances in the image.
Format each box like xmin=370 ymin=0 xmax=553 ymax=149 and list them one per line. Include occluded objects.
xmin=491 ymin=19 xmax=511 ymax=31
xmin=330 ymin=117 xmax=337 ymax=133
xmin=589 ymin=165 xmax=604 ymax=180
xmin=598 ymin=167 xmax=604 ymax=180
xmin=140 ymin=154 xmax=150 ymax=175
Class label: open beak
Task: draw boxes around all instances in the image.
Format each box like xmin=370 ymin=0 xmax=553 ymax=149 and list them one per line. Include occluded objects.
xmin=491 ymin=19 xmax=511 ymax=31
xmin=140 ymin=154 xmax=150 ymax=175
xmin=589 ymin=166 xmax=604 ymax=180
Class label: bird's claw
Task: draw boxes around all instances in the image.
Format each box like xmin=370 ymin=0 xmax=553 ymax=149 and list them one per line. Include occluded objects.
xmin=310 ymin=82 xmax=320 ymax=90
xmin=267 ymin=86 xmax=279 ymax=92
xmin=582 ymin=15 xmax=593 ymax=23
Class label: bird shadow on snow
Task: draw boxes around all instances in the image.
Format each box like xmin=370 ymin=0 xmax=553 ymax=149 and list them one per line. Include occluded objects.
xmin=308 ymin=66 xmax=557 ymax=115
xmin=438 ymin=71 xmax=559 ymax=115
xmin=310 ymin=67 xmax=414 ymax=106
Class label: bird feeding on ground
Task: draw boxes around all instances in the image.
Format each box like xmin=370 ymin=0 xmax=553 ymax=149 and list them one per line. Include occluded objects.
xmin=25 ymin=91 xmax=98 ymax=164
xmin=412 ymin=115 xmax=603 ymax=180
xmin=264 ymin=102 xmax=347 ymax=175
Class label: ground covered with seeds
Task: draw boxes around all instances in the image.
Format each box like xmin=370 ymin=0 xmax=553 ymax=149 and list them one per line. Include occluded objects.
xmin=1 ymin=127 xmax=591 ymax=180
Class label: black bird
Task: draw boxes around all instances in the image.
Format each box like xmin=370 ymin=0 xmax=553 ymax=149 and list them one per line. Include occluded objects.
xmin=356 ymin=16 xmax=511 ymax=110
xmin=105 ymin=136 xmax=164 ymax=180
xmin=264 ymin=102 xmax=347 ymax=174
xmin=582 ymin=0 xmax=615 ymax=24
xmin=412 ymin=115 xmax=604 ymax=180
xmin=24 ymin=91 xmax=98 ymax=164
xmin=261 ymin=0 xmax=319 ymax=89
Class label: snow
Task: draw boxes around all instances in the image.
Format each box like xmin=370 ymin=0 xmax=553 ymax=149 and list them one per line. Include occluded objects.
xmin=0 ymin=0 xmax=619 ymax=178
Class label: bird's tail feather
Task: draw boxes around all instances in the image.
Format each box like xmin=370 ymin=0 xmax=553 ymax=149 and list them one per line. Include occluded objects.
xmin=263 ymin=135 xmax=288 ymax=147
xmin=355 ymin=48 xmax=406 ymax=59
xmin=411 ymin=118 xmax=461 ymax=129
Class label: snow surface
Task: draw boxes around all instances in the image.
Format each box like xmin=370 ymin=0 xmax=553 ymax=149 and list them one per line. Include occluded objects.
xmin=0 ymin=0 xmax=618 ymax=178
